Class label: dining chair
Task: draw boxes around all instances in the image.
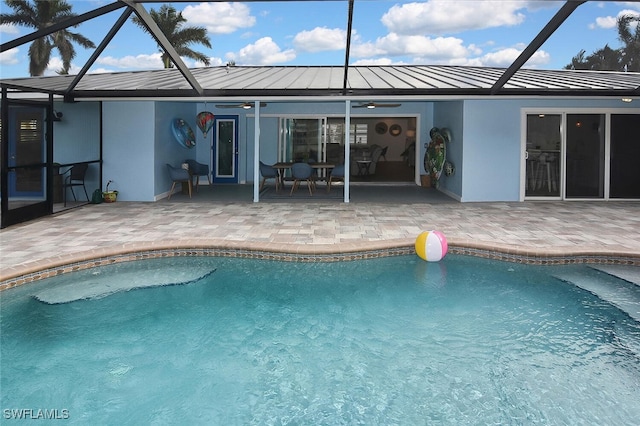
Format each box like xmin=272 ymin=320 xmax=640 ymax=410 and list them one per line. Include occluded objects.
xmin=166 ymin=163 xmax=192 ymax=200
xmin=62 ymin=163 xmax=89 ymax=206
xmin=184 ymin=159 xmax=210 ymax=191
xmin=327 ymin=164 xmax=345 ymax=192
xmin=259 ymin=161 xmax=280 ymax=192
xmin=290 ymin=162 xmax=314 ymax=196
xmin=380 ymin=146 xmax=388 ymax=161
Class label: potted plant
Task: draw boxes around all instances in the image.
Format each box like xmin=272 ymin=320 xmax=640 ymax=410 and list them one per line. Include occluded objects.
xmin=103 ymin=180 xmax=118 ymax=203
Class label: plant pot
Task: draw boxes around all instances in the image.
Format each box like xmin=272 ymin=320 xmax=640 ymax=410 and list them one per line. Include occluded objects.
xmin=103 ymin=191 xmax=118 ymax=203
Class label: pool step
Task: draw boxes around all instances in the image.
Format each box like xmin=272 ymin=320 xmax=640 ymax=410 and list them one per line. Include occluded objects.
xmin=34 ymin=267 xmax=216 ymax=304
xmin=590 ymin=265 xmax=640 ymax=287
xmin=554 ymin=266 xmax=640 ymax=322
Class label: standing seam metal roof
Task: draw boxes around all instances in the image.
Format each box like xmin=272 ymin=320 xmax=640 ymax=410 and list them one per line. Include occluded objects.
xmin=2 ymin=65 xmax=639 ymax=99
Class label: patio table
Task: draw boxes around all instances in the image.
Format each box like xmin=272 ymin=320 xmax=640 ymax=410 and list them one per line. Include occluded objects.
xmin=272 ymin=162 xmax=335 ymax=188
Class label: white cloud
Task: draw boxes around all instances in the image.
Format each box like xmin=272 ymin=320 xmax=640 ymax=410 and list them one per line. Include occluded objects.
xmin=351 ymin=57 xmax=412 ymax=66
xmin=194 ymin=57 xmax=225 ymax=67
xmin=0 ymin=23 xmax=19 ymax=35
xmin=86 ymin=68 xmax=116 ymax=75
xmin=227 ymin=37 xmax=295 ymax=65
xmin=293 ymin=27 xmax=349 ymax=53
xmin=472 ymin=47 xmax=550 ymax=67
xmin=96 ymin=53 xmax=164 ymax=69
xmin=182 ymin=2 xmax=256 ymax=35
xmin=590 ymin=9 xmax=640 ymax=29
xmin=0 ymin=48 xmax=19 ymax=65
xmin=617 ymin=2 xmax=640 ymax=12
xmin=95 ymin=52 xmax=215 ymax=70
xmin=43 ymin=57 xmax=85 ymax=76
xmin=380 ymin=0 xmax=527 ymax=36
xmin=592 ymin=16 xmax=618 ymax=29
xmin=351 ymin=33 xmax=475 ymax=62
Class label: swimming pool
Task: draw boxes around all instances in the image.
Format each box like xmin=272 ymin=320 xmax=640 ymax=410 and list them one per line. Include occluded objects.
xmin=2 ymin=255 xmax=639 ymax=424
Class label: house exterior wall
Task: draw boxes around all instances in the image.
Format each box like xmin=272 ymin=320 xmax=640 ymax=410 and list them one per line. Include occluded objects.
xmin=459 ymin=98 xmax=640 ymax=202
xmin=75 ymin=97 xmax=638 ymax=203
xmin=102 ymin=101 xmax=156 ymax=201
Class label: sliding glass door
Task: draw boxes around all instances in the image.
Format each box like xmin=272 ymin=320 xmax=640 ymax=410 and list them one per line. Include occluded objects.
xmin=525 ymin=114 xmax=561 ymax=197
xmin=610 ymin=114 xmax=640 ymax=198
xmin=278 ymin=118 xmax=325 ymax=164
xmin=525 ymin=111 xmax=639 ymax=200
xmin=566 ymin=114 xmax=605 ymax=198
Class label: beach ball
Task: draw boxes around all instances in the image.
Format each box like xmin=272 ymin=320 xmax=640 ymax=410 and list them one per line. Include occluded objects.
xmin=415 ymin=230 xmax=448 ymax=262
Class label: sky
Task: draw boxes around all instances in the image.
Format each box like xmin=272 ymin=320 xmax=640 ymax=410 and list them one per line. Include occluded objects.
xmin=1 ymin=0 xmax=639 ymax=79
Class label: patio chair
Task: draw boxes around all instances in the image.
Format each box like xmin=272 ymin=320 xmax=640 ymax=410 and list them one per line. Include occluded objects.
xmin=327 ymin=164 xmax=345 ymax=192
xmin=259 ymin=161 xmax=280 ymax=192
xmin=290 ymin=162 xmax=315 ymax=196
xmin=166 ymin=163 xmax=192 ymax=200
xmin=62 ymin=163 xmax=89 ymax=206
xmin=184 ymin=159 xmax=210 ymax=191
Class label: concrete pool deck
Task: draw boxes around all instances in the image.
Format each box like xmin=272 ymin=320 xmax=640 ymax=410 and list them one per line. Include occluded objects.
xmin=2 ymin=190 xmax=640 ymax=288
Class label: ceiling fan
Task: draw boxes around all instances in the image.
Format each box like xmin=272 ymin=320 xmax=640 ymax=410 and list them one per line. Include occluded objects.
xmin=215 ymin=102 xmax=267 ymax=109
xmin=353 ymin=101 xmax=401 ymax=109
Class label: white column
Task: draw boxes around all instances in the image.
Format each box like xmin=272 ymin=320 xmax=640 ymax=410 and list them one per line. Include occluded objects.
xmin=253 ymin=101 xmax=261 ymax=202
xmin=344 ymin=100 xmax=351 ymax=203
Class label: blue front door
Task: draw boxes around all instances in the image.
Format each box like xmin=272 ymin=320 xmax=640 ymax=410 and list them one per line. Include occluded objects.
xmin=213 ymin=116 xmax=238 ymax=184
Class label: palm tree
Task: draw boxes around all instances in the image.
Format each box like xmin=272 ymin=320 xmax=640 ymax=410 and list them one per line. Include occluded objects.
xmin=564 ymin=45 xmax=623 ymax=71
xmin=564 ymin=13 xmax=639 ymax=71
xmin=0 ymin=0 xmax=95 ymax=76
xmin=617 ymin=14 xmax=640 ymax=72
xmin=132 ymin=4 xmax=211 ymax=68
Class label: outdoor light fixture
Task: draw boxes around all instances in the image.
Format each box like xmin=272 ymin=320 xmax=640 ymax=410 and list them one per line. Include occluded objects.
xmin=367 ymin=103 xmax=376 ymax=109
xmin=53 ymin=111 xmax=63 ymax=121
xmin=621 ymin=98 xmax=632 ymax=103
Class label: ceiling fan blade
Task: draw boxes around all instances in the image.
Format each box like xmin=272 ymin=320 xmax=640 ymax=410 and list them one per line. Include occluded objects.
xmin=352 ymin=102 xmax=401 ymax=109
xmin=214 ymin=102 xmax=267 ymax=109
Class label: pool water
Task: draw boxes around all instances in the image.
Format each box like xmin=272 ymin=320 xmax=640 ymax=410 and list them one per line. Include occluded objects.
xmin=2 ymin=255 xmax=639 ymax=424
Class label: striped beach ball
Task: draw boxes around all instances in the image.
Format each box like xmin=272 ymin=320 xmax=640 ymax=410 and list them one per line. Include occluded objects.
xmin=415 ymin=230 xmax=448 ymax=262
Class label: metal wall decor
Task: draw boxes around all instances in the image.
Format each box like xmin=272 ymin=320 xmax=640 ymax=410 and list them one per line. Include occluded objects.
xmin=389 ymin=124 xmax=402 ymax=136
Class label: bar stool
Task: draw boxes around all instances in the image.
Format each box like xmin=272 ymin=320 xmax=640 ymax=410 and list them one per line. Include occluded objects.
xmin=535 ymin=153 xmax=558 ymax=193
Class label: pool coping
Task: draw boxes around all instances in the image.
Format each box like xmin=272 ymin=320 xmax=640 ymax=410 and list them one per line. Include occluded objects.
xmin=2 ymin=238 xmax=639 ymax=291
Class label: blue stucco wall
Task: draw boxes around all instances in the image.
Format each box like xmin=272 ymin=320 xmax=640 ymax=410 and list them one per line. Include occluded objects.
xmin=53 ymin=101 xmax=101 ymax=197
xmin=462 ymin=100 xmax=522 ymax=202
xmin=461 ymin=98 xmax=639 ymax=202
xmin=102 ymin=101 xmax=155 ymax=201
xmin=70 ymin=97 xmax=638 ymax=203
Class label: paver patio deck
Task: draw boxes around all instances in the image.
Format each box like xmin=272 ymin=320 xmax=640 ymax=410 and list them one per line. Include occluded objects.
xmin=2 ymin=186 xmax=639 ymax=289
